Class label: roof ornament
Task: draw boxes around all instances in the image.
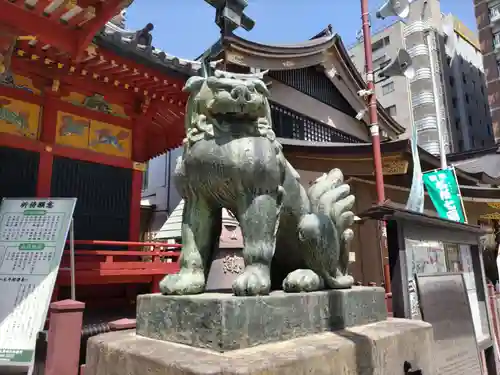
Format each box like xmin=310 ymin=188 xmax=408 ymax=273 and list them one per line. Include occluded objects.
xmin=104 ymin=1 xmax=140 ymax=39
xmin=132 ymin=23 xmax=154 ymax=47
xmin=110 ymin=8 xmax=127 ymax=29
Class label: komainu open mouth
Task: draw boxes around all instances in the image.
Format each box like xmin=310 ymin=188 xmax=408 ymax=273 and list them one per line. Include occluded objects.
xmin=212 ymin=112 xmax=259 ymax=124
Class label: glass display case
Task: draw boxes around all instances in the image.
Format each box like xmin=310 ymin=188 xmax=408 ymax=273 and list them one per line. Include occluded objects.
xmin=405 ymin=238 xmax=490 ymax=344
xmin=360 ymin=204 xmax=496 ymax=374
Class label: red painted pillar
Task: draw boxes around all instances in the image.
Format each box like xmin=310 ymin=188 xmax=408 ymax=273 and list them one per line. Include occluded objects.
xmin=487 ymin=284 xmax=500 ymax=348
xmin=36 ymin=148 xmax=53 ymax=197
xmin=36 ymin=93 xmax=58 ymax=197
xmin=44 ymin=300 xmax=85 ymax=375
xmin=129 ymin=168 xmax=143 ymax=242
xmin=130 ymin=112 xmax=146 ymax=243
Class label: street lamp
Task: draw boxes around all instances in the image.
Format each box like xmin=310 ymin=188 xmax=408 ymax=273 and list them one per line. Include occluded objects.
xmin=204 ymin=0 xmax=255 ymax=34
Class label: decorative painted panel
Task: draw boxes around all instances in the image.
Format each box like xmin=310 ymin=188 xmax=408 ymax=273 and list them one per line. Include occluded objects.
xmin=0 ymin=72 xmax=41 ymax=95
xmin=60 ymin=92 xmax=129 ymax=118
xmin=89 ymin=120 xmax=131 ymax=158
xmin=0 ymin=96 xmax=40 ymax=138
xmin=55 ymin=111 xmax=132 ymax=158
xmin=55 ymin=111 xmax=91 ymax=149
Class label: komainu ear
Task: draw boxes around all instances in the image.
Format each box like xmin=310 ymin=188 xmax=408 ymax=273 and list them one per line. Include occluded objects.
xmin=253 ymin=80 xmax=270 ymax=97
xmin=183 ymin=76 xmax=206 ymax=93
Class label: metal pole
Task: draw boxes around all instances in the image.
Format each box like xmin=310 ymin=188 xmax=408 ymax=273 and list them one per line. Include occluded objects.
xmin=361 ymin=0 xmax=389 ymax=293
xmin=69 ymin=218 xmax=76 ymax=300
xmin=361 ymin=0 xmax=386 ymax=204
xmin=425 ymin=30 xmax=447 ymax=170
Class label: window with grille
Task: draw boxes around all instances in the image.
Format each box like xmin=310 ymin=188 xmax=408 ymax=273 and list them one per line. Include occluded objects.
xmin=382 ymin=82 xmax=395 ymax=95
xmin=493 ymin=32 xmax=500 ymax=49
xmin=386 ymin=105 xmax=397 ymax=117
xmin=142 ymin=161 xmax=149 ymax=191
xmin=490 ymin=5 xmax=500 ymax=22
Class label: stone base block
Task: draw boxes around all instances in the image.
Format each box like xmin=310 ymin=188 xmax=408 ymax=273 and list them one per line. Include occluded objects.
xmin=136 ymin=287 xmax=387 ymax=352
xmin=86 ymin=318 xmax=434 ymax=375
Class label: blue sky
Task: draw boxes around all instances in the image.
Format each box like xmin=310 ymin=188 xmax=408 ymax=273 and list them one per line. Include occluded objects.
xmin=126 ymin=0 xmax=477 ymax=59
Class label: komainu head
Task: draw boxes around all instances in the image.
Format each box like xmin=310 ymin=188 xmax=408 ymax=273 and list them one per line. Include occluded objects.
xmin=182 ymin=69 xmax=273 ymax=144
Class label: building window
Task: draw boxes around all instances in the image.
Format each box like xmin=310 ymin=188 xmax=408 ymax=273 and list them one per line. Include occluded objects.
xmin=452 ymin=97 xmax=457 ymax=108
xmin=382 ymin=82 xmax=395 ymax=95
xmin=455 ymin=119 xmax=460 ymax=129
xmin=488 ymin=124 xmax=492 ymax=135
xmin=458 ymin=139 xmax=464 ymax=151
xmin=481 ymin=86 xmax=485 ymax=95
xmin=142 ymin=162 xmax=149 ymax=190
xmin=449 ymin=76 xmax=455 ymax=87
xmin=462 ymin=73 xmax=467 ymax=84
xmin=465 ymin=94 xmax=469 ymax=104
xmin=469 ymin=115 xmax=473 ymax=127
xmin=386 ymin=105 xmax=397 ymax=117
xmin=493 ymin=32 xmax=500 ymax=49
xmin=372 ymin=36 xmax=390 ymax=53
xmin=490 ymin=5 xmax=500 ymax=22
xmin=379 ymin=60 xmax=390 ymax=70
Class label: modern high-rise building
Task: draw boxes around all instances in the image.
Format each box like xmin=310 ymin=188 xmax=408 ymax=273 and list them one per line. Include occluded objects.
xmin=350 ymin=0 xmax=494 ymax=153
xmin=475 ymin=0 xmax=500 ymax=143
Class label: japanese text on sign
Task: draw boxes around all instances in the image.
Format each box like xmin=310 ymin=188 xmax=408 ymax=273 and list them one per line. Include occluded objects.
xmin=0 ymin=198 xmax=76 ymax=372
xmin=423 ymin=168 xmax=466 ymax=223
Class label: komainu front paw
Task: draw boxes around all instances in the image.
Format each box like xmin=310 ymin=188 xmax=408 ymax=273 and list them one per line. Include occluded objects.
xmin=232 ymin=266 xmax=271 ymax=296
xmin=159 ymin=269 xmax=205 ymax=295
xmin=283 ymin=269 xmax=324 ymax=293
xmin=325 ymin=273 xmax=355 ymax=289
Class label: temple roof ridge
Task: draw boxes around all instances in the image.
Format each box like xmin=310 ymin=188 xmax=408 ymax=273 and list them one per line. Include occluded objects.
xmin=96 ymin=21 xmax=205 ymax=77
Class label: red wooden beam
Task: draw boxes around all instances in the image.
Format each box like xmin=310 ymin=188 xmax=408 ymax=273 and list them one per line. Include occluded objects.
xmin=30 ymin=0 xmax=52 ymax=13
xmin=75 ymin=0 xmax=124 ymax=61
xmin=0 ymin=1 xmax=76 ymax=55
xmin=96 ymin=48 xmax=187 ymax=88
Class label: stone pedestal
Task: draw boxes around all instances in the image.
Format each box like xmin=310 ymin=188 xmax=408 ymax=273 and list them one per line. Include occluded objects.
xmin=86 ymin=319 xmax=434 ymax=375
xmin=86 ymin=287 xmax=435 ymax=375
xmin=136 ymin=287 xmax=388 ymax=351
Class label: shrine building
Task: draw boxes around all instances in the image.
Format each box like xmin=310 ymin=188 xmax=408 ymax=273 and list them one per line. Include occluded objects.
xmin=0 ymin=2 xmax=203 ymax=245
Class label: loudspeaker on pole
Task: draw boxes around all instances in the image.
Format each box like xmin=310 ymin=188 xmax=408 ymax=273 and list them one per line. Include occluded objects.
xmin=378 ymin=48 xmax=415 ymax=80
xmin=376 ymin=0 xmax=410 ymax=20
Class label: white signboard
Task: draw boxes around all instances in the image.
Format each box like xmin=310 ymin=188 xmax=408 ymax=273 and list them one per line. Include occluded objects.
xmin=0 ymin=198 xmax=76 ymax=373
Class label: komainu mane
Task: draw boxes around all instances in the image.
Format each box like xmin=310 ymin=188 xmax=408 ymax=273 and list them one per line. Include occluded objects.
xmin=160 ymin=69 xmax=357 ymax=296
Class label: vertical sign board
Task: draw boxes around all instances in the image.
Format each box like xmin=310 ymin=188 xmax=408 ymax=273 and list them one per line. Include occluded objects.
xmin=423 ymin=167 xmax=467 ymax=223
xmin=0 ymin=198 xmax=76 ymax=374
xmin=416 ymin=273 xmax=483 ymax=374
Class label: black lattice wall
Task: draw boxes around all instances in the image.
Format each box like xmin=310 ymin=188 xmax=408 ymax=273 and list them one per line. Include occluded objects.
xmin=51 ymin=156 xmax=132 ymax=242
xmin=0 ymin=146 xmax=39 ymax=200
xmin=269 ymin=67 xmax=357 ymax=117
xmin=270 ymin=102 xmax=363 ymax=143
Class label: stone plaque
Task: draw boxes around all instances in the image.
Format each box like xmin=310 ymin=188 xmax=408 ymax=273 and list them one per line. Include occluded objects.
xmin=416 ymin=273 xmax=482 ymax=375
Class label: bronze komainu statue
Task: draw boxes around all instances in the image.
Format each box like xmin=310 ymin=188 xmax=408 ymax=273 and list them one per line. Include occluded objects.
xmin=159 ymin=70 xmax=357 ymax=296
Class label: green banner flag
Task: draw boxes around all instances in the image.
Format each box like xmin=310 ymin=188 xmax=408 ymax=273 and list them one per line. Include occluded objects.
xmin=423 ymin=167 xmax=466 ymax=223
